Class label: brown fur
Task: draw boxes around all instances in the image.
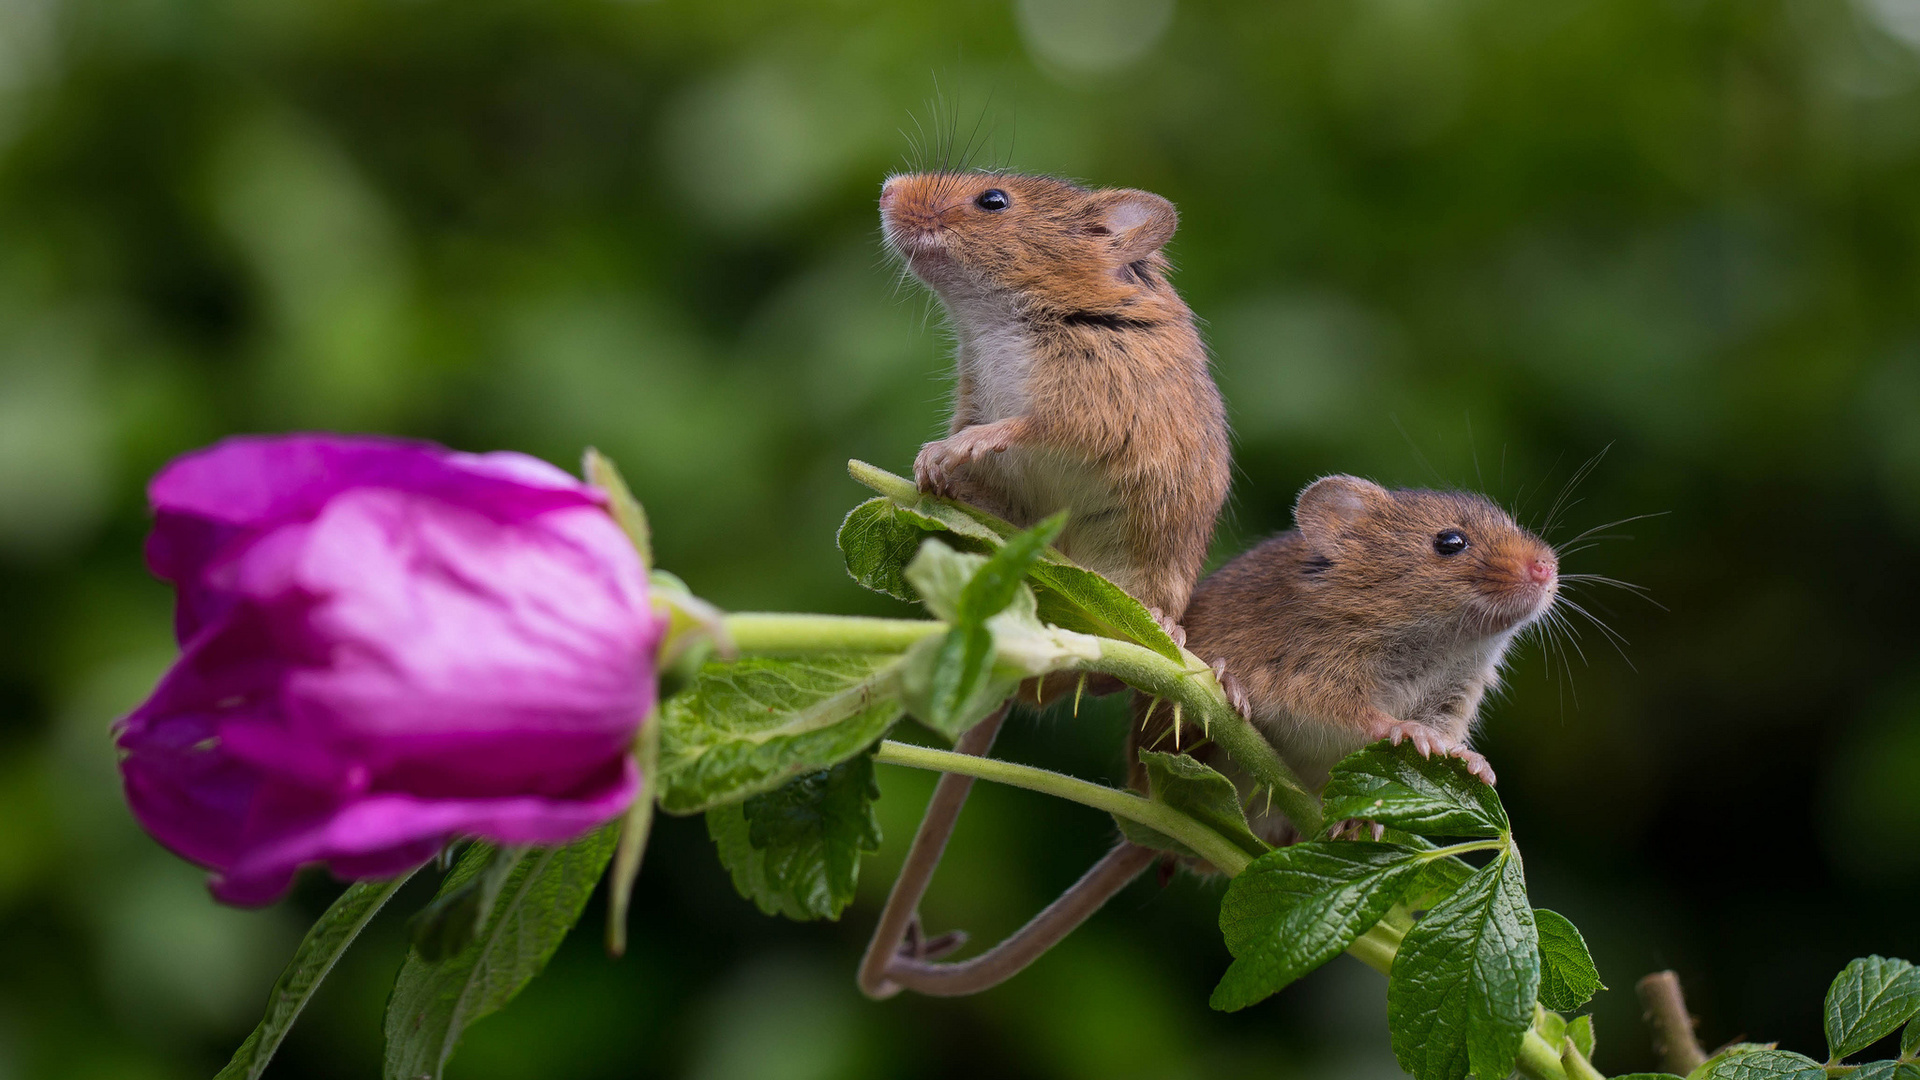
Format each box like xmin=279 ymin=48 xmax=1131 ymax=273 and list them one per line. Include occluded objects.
xmin=881 ymin=171 xmax=1230 ymax=619
xmin=1131 ymin=476 xmax=1559 ymax=846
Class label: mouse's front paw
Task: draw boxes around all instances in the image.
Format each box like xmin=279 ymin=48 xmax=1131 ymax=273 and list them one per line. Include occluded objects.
xmin=913 ymin=439 xmax=963 ymax=496
xmin=1361 ymin=718 xmax=1497 ymax=785
xmin=914 ymin=426 xmax=1008 ymax=496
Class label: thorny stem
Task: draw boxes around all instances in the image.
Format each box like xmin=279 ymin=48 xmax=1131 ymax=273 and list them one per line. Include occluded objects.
xmin=719 ymin=612 xmax=1321 ymax=836
xmin=1637 ymin=970 xmax=1709 ymax=1075
xmin=722 ymin=610 xmax=1583 ymax=1080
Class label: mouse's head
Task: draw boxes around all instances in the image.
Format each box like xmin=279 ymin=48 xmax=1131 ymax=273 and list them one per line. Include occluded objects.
xmin=1292 ymin=475 xmax=1559 ymax=641
xmin=880 ymin=171 xmax=1178 ymax=315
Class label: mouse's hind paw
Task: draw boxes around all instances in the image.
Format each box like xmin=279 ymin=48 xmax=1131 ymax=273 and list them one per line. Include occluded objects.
xmin=1362 ymin=716 xmax=1497 ymax=786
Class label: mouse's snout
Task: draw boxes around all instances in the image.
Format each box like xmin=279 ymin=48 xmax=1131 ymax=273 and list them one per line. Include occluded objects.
xmin=1527 ymin=555 xmax=1557 ymax=585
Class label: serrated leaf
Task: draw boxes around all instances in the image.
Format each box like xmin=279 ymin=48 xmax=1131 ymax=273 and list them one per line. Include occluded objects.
xmin=1388 ymin=852 xmax=1539 ymax=1080
xmin=706 ymin=752 xmax=882 ymax=921
xmin=1128 ymin=751 xmax=1269 ymax=861
xmin=1569 ymin=1014 xmax=1596 ymax=1059
xmin=1847 ymin=1062 xmax=1905 ymax=1080
xmin=1323 ymin=741 xmax=1509 ymax=840
xmin=838 ymin=498 xmax=933 ymax=602
xmin=1613 ymin=1075 xmax=1687 ymax=1079
xmin=1692 ymin=1048 xmax=1826 ymax=1079
xmin=845 ymin=460 xmax=1182 ymax=660
xmin=1894 ymin=1064 xmax=1919 ymax=1080
xmin=1210 ymin=841 xmax=1426 ymax=1011
xmin=1690 ymin=1044 xmax=1774 ymax=1077
xmin=956 ymin=511 xmax=1066 ymax=623
xmin=1826 ymin=956 xmax=1920 ymax=1061
xmin=216 ymin=870 xmax=416 ymax=1080
xmin=1905 ymin=1012 xmax=1919 ymax=1057
xmin=1535 ymin=908 xmax=1606 ymax=1011
xmin=383 ymin=826 xmax=618 ymax=1080
xmin=656 ymin=655 xmax=905 ymax=814
xmin=1404 ymin=853 xmax=1477 ymax=912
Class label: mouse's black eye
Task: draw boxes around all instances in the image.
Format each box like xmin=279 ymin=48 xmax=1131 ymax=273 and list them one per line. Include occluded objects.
xmin=1433 ymin=530 xmax=1469 ymax=556
xmin=975 ymin=189 xmax=1010 ymax=211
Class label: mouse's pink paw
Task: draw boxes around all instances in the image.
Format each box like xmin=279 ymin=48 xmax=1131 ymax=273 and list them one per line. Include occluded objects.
xmin=1146 ymin=606 xmax=1187 ymax=648
xmin=1361 ymin=718 xmax=1497 ymax=785
xmin=913 ymin=425 xmax=1012 ymax=496
xmin=1210 ymin=659 xmax=1253 ymax=720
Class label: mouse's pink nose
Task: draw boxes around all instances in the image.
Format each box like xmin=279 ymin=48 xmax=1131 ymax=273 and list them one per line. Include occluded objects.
xmin=1528 ymin=557 xmax=1557 ymax=584
xmin=879 ymin=178 xmax=899 ymax=210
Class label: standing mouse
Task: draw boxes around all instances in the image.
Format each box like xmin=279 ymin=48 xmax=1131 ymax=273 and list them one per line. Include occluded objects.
xmin=861 ymin=171 xmax=1229 ymax=1000
xmin=1137 ymin=475 xmax=1560 ymax=842
xmin=880 ymin=171 xmax=1230 ymax=626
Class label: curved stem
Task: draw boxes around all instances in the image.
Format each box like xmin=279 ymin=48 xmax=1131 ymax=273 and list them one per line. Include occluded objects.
xmin=1637 ymin=970 xmax=1709 ymax=1075
xmin=1516 ymin=1030 xmax=1572 ymax=1080
xmin=723 ymin=613 xmax=943 ymax=654
xmin=872 ymin=740 xmax=1255 ymax=876
xmin=1072 ymin=638 xmax=1323 ymax=837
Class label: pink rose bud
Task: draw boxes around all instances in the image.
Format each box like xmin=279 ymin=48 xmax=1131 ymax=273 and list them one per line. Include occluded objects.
xmin=116 ymin=434 xmax=663 ymax=905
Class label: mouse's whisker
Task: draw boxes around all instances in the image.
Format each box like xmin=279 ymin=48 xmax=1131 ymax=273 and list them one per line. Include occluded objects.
xmin=1560 ymin=511 xmax=1669 ymax=547
xmin=1539 ymin=444 xmax=1611 ymax=537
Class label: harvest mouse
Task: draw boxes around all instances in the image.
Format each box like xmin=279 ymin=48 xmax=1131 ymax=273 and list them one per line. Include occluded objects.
xmin=1136 ymin=475 xmax=1560 ymax=841
xmin=880 ymin=171 xmax=1230 ymax=627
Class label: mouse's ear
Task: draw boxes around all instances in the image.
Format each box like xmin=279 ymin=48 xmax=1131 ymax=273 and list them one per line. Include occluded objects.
xmin=1295 ymin=475 xmax=1388 ymax=551
xmin=1097 ymin=190 xmax=1178 ymax=262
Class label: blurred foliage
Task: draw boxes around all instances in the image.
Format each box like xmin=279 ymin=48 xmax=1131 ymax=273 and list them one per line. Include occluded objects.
xmin=2 ymin=0 xmax=1919 ymax=1076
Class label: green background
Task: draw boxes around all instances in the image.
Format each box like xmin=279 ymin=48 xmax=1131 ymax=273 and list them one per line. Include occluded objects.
xmin=2 ymin=0 xmax=1918 ymax=1076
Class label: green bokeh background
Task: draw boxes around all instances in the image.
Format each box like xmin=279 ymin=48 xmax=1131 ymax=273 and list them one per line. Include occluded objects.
xmin=3 ymin=0 xmax=1918 ymax=1076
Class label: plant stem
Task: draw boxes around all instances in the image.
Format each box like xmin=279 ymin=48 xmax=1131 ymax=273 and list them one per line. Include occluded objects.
xmin=1516 ymin=1030 xmax=1572 ymax=1080
xmin=1636 ymin=970 xmax=1709 ymax=1075
xmin=1561 ymin=1039 xmax=1609 ymax=1080
xmin=872 ymin=740 xmax=1255 ymax=875
xmin=1074 ymin=637 xmax=1323 ymax=836
xmin=723 ymin=613 xmax=943 ymax=655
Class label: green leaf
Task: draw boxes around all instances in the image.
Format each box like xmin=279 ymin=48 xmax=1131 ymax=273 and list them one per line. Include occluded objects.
xmin=1689 ymin=1044 xmax=1774 ymax=1077
xmin=1692 ymin=1048 xmax=1826 ymax=1079
xmin=1568 ymin=1013 xmax=1596 ymax=1059
xmin=1210 ymin=841 xmax=1426 ymax=1011
xmin=837 ymin=497 xmax=934 ymax=602
xmin=406 ymin=844 xmax=524 ymax=961
xmin=656 ymin=655 xmax=905 ymax=814
xmin=216 ymin=870 xmax=417 ymax=1080
xmin=1826 ymin=956 xmax=1920 ymax=1061
xmin=956 ymin=511 xmax=1066 ymax=623
xmin=896 ymin=537 xmax=1101 ymax=737
xmin=1613 ymin=1075 xmax=1686 ymax=1079
xmin=1847 ymin=1062 xmax=1905 ymax=1080
xmin=1388 ymin=852 xmax=1539 ymax=1080
xmin=1323 ymin=741 xmax=1509 ymax=840
xmin=383 ymin=826 xmax=618 ymax=1080
xmin=845 ymin=460 xmax=1183 ymax=660
xmin=1535 ymin=908 xmax=1606 ymax=1011
xmin=1895 ymin=1064 xmax=1920 ymax=1080
xmin=582 ymin=448 xmax=651 ymax=573
xmin=1905 ymin=1012 xmax=1919 ymax=1057
xmin=706 ymin=752 xmax=882 ymax=921
xmin=1118 ymin=751 xmax=1269 ymax=861
xmin=1404 ymin=852 xmax=1477 ymax=912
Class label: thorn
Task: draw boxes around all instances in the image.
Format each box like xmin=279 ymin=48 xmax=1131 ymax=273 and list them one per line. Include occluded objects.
xmin=1172 ymin=701 xmax=1183 ymax=746
xmin=1073 ymin=673 xmax=1086 ymax=717
xmin=1141 ymin=696 xmax=1160 ymax=730
xmin=1264 ymin=786 xmax=1274 ymax=817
